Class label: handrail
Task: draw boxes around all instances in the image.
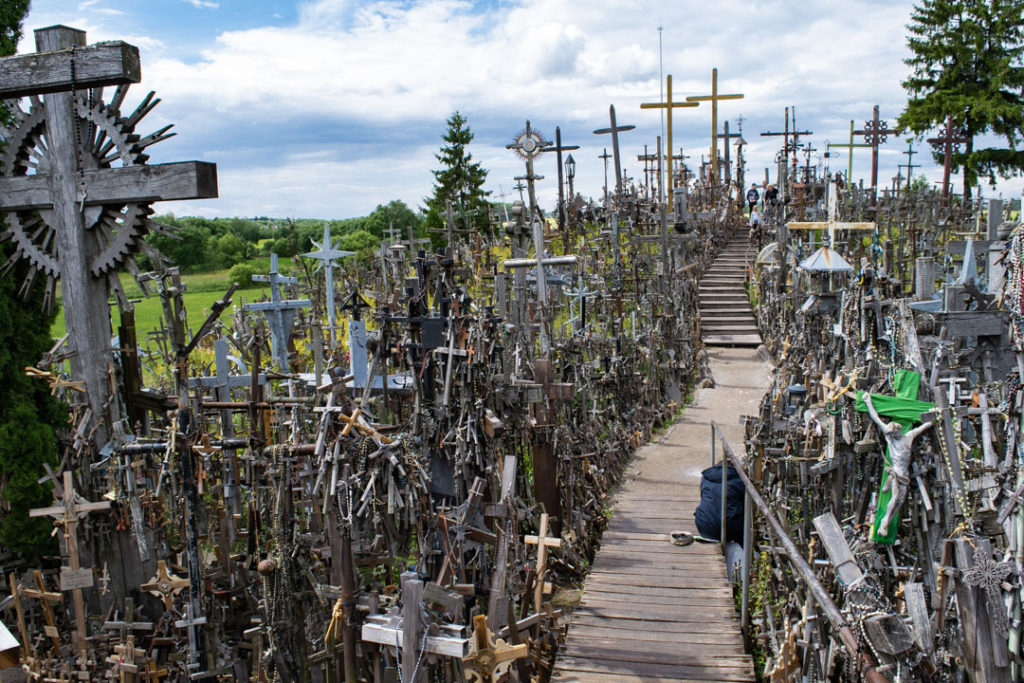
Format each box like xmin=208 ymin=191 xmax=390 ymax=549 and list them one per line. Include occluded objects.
xmin=710 ymin=421 xmax=861 ymax=658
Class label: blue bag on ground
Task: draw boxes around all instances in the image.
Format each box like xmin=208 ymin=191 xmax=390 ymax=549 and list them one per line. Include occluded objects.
xmin=694 ymin=465 xmax=746 ymax=543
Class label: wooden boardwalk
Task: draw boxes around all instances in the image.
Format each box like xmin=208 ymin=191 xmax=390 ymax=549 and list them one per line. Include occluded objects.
xmin=552 ymin=338 xmax=770 ymax=682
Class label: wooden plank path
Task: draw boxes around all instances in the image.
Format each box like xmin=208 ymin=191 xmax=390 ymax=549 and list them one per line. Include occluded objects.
xmin=552 ymin=343 xmax=771 ymax=682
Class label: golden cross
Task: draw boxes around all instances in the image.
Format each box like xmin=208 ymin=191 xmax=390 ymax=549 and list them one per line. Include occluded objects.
xmin=640 ymin=74 xmax=698 ymax=213
xmin=140 ymin=560 xmax=189 ymax=611
xmin=461 ymin=614 xmax=528 ymax=683
xmin=685 ymin=68 xmax=744 ymax=198
xmin=525 ymin=512 xmax=562 ymax=613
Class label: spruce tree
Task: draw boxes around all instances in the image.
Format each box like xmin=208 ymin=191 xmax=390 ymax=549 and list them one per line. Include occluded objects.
xmin=424 ymin=112 xmax=491 ymax=236
xmin=898 ymin=0 xmax=1024 ymax=197
xmin=0 ymin=0 xmax=65 ymax=563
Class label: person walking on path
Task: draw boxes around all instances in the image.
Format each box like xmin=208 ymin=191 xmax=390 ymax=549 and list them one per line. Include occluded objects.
xmin=745 ymin=183 xmax=760 ymax=214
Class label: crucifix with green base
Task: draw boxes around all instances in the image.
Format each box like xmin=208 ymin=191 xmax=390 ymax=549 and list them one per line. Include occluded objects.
xmin=855 ymin=369 xmax=934 ymax=544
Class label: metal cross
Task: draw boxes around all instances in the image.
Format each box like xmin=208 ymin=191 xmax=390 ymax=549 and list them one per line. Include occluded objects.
xmin=961 ymin=545 xmax=1015 ymax=637
xmin=593 ymin=105 xmax=635 ymax=201
xmin=927 ymin=115 xmax=969 ymax=201
xmin=853 ymin=105 xmax=890 ymax=204
xmin=243 ymin=253 xmax=312 ymax=372
xmin=302 ymin=223 xmax=355 ymax=344
xmin=685 ymin=68 xmax=744 ymax=199
xmin=641 ymin=74 xmax=698 ymax=212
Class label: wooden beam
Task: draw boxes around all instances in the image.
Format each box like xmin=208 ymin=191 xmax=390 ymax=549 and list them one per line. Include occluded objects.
xmin=0 ymin=37 xmax=140 ymax=98
xmin=1 ymin=161 xmax=218 ymax=211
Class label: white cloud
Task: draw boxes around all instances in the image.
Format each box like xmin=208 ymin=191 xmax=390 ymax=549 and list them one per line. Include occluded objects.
xmin=183 ymin=0 xmax=219 ymax=8
xmin=20 ymin=0 xmax=1024 ymax=217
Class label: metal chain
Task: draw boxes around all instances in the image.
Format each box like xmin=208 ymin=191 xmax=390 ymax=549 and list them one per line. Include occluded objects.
xmin=68 ymin=47 xmax=87 ymax=212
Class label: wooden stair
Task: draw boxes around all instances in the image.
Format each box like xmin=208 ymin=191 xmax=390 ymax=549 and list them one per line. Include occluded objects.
xmin=699 ymin=233 xmax=761 ymax=347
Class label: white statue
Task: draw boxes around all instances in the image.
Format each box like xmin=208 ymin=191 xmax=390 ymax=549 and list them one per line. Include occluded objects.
xmin=863 ymin=393 xmax=934 ymax=537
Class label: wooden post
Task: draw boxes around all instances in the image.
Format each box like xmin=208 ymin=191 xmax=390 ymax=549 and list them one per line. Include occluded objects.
xmin=641 ymin=74 xmax=698 ymax=212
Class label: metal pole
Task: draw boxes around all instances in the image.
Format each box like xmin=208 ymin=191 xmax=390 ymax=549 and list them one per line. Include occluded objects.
xmin=741 ymin=489 xmax=753 ymax=632
xmin=720 ymin=454 xmax=728 ymax=550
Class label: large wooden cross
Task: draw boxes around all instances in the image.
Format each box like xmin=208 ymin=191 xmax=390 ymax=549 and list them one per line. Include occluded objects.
xmin=0 ymin=26 xmax=217 ymax=447
xmin=549 ymin=126 xmax=579 ymax=238
xmin=787 ymin=179 xmax=875 ymax=251
xmin=640 ymin=74 xmax=698 ymax=212
xmin=525 ymin=512 xmax=562 ymax=613
xmin=927 ymin=115 xmax=970 ymax=200
xmin=853 ymin=105 xmax=890 ymax=204
xmin=685 ymin=68 xmax=744 ymax=199
xmin=593 ymin=105 xmax=635 ymax=200
xmin=30 ymin=470 xmax=112 ymax=657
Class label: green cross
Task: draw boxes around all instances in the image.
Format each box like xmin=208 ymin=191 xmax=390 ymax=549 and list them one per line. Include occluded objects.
xmin=855 ymin=369 xmax=934 ymax=544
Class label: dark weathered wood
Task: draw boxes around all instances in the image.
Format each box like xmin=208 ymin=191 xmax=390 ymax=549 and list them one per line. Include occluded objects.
xmin=562 ymin=642 xmax=752 ymax=667
xmin=0 ymin=32 xmax=140 ymax=98
xmin=583 ymin=572 xmax=729 ymax=590
xmin=572 ymin=605 xmax=740 ymax=626
xmin=566 ymin=623 xmax=744 ymax=646
xmin=813 ymin=512 xmax=862 ymax=585
xmin=582 ymin=582 xmax=732 ymax=599
xmin=557 ymin=656 xmax=753 ymax=681
xmin=1 ymin=161 xmax=217 ymax=211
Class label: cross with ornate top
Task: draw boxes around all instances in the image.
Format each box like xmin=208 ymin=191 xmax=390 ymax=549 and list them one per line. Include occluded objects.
xmin=0 ymin=25 xmax=218 ymax=448
xmin=686 ymin=68 xmax=744 ymax=199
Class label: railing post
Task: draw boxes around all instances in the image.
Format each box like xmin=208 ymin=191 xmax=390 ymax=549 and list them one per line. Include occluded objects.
xmin=710 ymin=424 xmax=716 ymax=466
xmin=741 ymin=489 xmax=753 ymax=633
xmin=720 ymin=452 xmax=728 ymax=550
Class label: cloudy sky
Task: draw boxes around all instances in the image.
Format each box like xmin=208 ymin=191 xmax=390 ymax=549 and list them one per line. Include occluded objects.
xmin=17 ymin=0 xmax=1024 ymax=219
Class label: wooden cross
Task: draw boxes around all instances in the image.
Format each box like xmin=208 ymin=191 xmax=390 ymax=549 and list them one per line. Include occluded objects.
xmin=436 ymin=477 xmax=492 ymax=585
xmin=636 ymin=145 xmax=658 ymax=200
xmin=302 ymin=223 xmax=355 ymax=344
xmin=640 ymin=74 xmax=698 ymax=212
xmin=243 ymin=253 xmax=311 ymax=372
xmin=593 ymin=105 xmax=636 ymax=200
xmin=17 ymin=570 xmax=63 ymax=652
xmin=787 ymin=179 xmax=875 ymax=252
xmin=0 ymin=27 xmax=217 ymax=446
xmin=549 ymin=126 xmax=580 ymax=237
xmin=525 ymin=512 xmax=562 ymax=613
xmin=104 ymin=635 xmax=147 ymax=682
xmin=597 ymin=148 xmax=612 ymax=205
xmin=30 ymin=471 xmax=112 ymax=657
xmin=853 ymin=105 xmax=890 ymax=203
xmin=717 ymin=120 xmax=744 ymax=189
xmin=140 ymin=561 xmax=189 ymax=611
xmin=461 ymin=614 xmax=528 ymax=683
xmin=927 ymin=115 xmax=970 ymax=200
xmin=899 ymin=140 xmax=921 ymax=192
xmin=761 ymin=106 xmax=813 ymax=184
xmin=685 ymin=68 xmax=744 ymax=198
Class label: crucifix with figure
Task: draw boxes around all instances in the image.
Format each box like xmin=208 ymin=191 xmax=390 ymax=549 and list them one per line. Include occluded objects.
xmin=0 ymin=25 xmax=218 ymax=449
xmin=686 ymin=68 xmax=744 ymax=201
xmin=640 ymin=74 xmax=698 ymax=213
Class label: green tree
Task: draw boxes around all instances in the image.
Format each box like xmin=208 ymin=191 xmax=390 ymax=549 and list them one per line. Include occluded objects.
xmin=423 ymin=112 xmax=490 ymax=237
xmin=898 ymin=0 xmax=1024 ymax=197
xmin=364 ymin=200 xmax=424 ymax=239
xmin=0 ymin=0 xmax=66 ymax=562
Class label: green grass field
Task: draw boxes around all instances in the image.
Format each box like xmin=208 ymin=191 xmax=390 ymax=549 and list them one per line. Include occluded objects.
xmin=50 ymin=260 xmax=283 ymax=340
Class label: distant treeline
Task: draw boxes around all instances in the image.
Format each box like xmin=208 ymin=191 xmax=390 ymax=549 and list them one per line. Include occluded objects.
xmin=144 ymin=200 xmax=425 ymax=272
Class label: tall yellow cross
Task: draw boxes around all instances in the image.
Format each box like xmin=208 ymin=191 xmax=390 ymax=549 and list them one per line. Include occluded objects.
xmin=640 ymin=74 xmax=698 ymax=213
xmin=686 ymin=68 xmax=744 ymax=198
